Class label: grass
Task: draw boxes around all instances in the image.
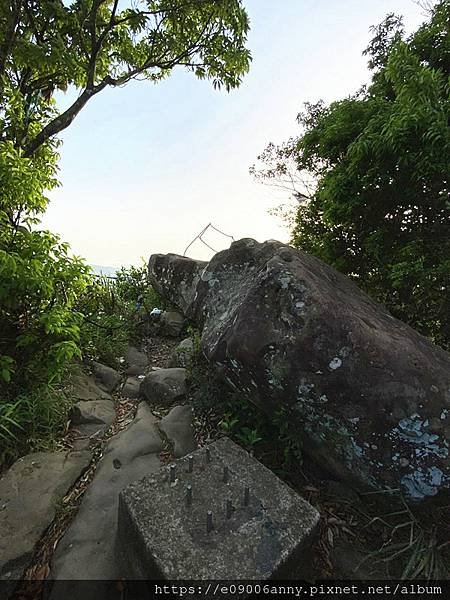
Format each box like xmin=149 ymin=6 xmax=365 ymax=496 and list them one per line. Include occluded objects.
xmin=358 ymin=493 xmax=450 ymax=580
xmin=0 ymin=365 xmax=79 ymax=470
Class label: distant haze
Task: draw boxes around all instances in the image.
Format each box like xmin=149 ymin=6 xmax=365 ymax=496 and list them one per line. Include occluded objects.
xmin=91 ymin=265 xmax=117 ymax=277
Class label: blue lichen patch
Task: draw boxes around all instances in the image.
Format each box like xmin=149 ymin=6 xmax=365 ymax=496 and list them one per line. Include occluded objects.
xmin=387 ymin=413 xmax=449 ymax=500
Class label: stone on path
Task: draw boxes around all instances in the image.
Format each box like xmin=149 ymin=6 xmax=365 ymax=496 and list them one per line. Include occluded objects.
xmin=92 ymin=362 xmax=121 ymax=393
xmin=69 ymin=400 xmax=116 ymax=450
xmin=168 ymin=337 xmax=194 ymax=368
xmin=140 ymin=367 xmax=187 ymax=406
xmin=0 ymin=451 xmax=91 ymax=582
xmin=50 ymin=404 xmax=163 ymax=585
xmin=124 ymin=346 xmax=148 ymax=376
xmin=159 ymin=405 xmax=197 ymax=458
xmin=69 ymin=372 xmax=111 ymax=402
xmin=70 ymin=400 xmax=115 ymax=427
xmin=116 ymin=437 xmax=319 ymax=579
xmin=121 ymin=376 xmax=141 ymax=399
xmin=160 ymin=310 xmax=185 ymax=337
xmin=50 ymin=402 xmax=200 ymax=595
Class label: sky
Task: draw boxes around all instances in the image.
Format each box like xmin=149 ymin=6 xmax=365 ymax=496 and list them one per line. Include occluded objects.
xmin=41 ymin=0 xmax=427 ymax=267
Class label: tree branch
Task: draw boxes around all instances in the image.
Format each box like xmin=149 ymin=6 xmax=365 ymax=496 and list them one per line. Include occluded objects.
xmin=23 ymin=78 xmax=111 ymax=156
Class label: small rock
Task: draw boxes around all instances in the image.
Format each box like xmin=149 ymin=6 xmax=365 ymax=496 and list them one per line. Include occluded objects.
xmin=70 ymin=372 xmax=112 ymax=402
xmin=168 ymin=337 xmax=195 ymax=368
xmin=160 ymin=311 xmax=185 ymax=337
xmin=140 ymin=368 xmax=187 ymax=406
xmin=159 ymin=405 xmax=197 ymax=458
xmin=124 ymin=346 xmax=148 ymax=376
xmin=92 ymin=362 xmax=121 ymax=392
xmin=70 ymin=400 xmax=115 ymax=427
xmin=122 ymin=376 xmax=141 ymax=399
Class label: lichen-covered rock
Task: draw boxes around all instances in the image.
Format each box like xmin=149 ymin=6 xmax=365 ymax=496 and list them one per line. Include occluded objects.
xmin=148 ymin=253 xmax=207 ymax=314
xmin=148 ymin=239 xmax=450 ymax=502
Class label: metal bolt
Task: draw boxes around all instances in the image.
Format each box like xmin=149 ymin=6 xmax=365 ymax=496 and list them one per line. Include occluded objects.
xmin=244 ymin=486 xmax=250 ymax=506
xmin=188 ymin=455 xmax=194 ymax=473
xmin=186 ymin=485 xmax=192 ymax=506
xmin=206 ymin=510 xmax=213 ymax=533
xmin=226 ymin=499 xmax=233 ymax=519
xmin=205 ymin=448 xmax=211 ymax=463
xmin=169 ymin=464 xmax=176 ymax=483
xmin=223 ymin=466 xmax=229 ymax=483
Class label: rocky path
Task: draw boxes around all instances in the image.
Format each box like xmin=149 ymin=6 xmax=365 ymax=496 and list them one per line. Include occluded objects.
xmin=1 ymin=330 xmax=193 ymax=599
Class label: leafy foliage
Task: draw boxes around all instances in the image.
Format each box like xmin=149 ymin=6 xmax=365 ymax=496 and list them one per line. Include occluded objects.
xmin=77 ymin=264 xmax=164 ymax=366
xmin=187 ymin=339 xmax=303 ymax=475
xmin=0 ymin=0 xmax=251 ymax=460
xmin=0 ymin=137 xmax=92 ymax=393
xmin=0 ymin=0 xmax=251 ymax=157
xmin=0 ymin=381 xmax=74 ymax=467
xmin=252 ymin=2 xmax=450 ymax=348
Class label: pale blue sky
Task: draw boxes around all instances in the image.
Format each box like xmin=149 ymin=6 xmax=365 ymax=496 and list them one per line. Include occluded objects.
xmin=42 ymin=0 xmax=426 ymax=267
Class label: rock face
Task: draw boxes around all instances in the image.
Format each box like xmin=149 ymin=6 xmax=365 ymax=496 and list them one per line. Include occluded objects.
xmin=148 ymin=253 xmax=207 ymax=314
xmin=140 ymin=368 xmax=187 ymax=406
xmin=148 ymin=239 xmax=450 ymax=502
xmin=0 ymin=451 xmax=91 ymax=581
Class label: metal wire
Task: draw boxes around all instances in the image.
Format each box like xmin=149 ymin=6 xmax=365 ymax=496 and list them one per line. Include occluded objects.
xmin=183 ymin=223 xmax=235 ymax=257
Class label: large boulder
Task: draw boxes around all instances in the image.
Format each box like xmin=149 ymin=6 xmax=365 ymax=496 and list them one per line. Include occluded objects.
xmin=148 ymin=253 xmax=207 ymax=314
xmin=148 ymin=239 xmax=450 ymax=502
